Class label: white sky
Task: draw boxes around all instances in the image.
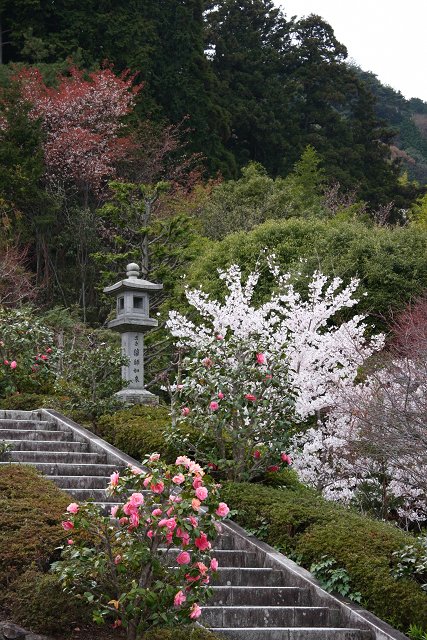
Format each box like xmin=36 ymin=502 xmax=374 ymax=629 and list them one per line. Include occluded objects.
xmin=275 ymin=0 xmax=427 ymax=103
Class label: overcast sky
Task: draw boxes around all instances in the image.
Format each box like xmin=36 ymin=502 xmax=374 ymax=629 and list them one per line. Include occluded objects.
xmin=275 ymin=0 xmax=427 ymax=103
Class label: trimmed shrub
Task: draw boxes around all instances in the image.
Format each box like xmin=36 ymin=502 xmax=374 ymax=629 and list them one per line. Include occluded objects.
xmin=97 ymin=404 xmax=189 ymax=464
xmin=5 ymin=568 xmax=91 ymax=634
xmin=141 ymin=627 xmax=224 ymax=640
xmin=220 ymin=481 xmax=427 ymax=630
xmin=0 ymin=392 xmax=56 ymax=411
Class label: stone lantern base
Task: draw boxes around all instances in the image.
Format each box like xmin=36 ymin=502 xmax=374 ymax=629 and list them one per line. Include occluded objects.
xmin=116 ymin=388 xmax=159 ymax=406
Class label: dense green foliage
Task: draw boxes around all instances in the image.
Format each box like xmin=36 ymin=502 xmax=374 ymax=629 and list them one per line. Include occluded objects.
xmin=188 ymin=217 xmax=427 ymax=325
xmin=141 ymin=629 xmax=223 ymax=640
xmin=220 ymin=481 xmax=427 ymax=630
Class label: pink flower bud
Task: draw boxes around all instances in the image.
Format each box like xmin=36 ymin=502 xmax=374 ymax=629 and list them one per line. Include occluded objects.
xmin=204 ymin=358 xmax=213 ymax=367
xmin=210 ymin=558 xmax=219 ymax=571
xmin=190 ymin=603 xmax=202 ymax=619
xmin=68 ymin=539 xmax=74 ymax=545
xmin=254 ymin=450 xmax=260 ymax=459
xmin=115 ymin=555 xmax=121 ymax=564
xmin=218 ymin=391 xmax=224 ymax=399
xmin=10 ymin=361 xmax=17 ymax=369
xmin=182 ymin=407 xmax=190 ymax=416
xmin=281 ymin=453 xmax=291 ymax=464
xmin=62 ymin=521 xmax=74 ymax=531
xmin=245 ymin=394 xmax=256 ymax=401
xmin=269 ymin=465 xmax=279 ymax=472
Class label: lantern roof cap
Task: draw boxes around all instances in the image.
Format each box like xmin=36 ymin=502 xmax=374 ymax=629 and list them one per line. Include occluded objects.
xmin=103 ymin=263 xmax=163 ymax=295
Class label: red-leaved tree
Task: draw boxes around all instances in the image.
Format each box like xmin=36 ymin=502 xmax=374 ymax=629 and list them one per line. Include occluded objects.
xmin=14 ymin=62 xmax=144 ymax=205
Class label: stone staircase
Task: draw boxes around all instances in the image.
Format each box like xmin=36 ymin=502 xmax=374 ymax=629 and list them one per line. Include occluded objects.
xmin=0 ymin=409 xmax=407 ymax=640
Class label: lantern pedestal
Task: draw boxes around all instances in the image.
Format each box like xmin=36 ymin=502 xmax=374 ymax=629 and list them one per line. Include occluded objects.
xmin=103 ymin=263 xmax=163 ymax=406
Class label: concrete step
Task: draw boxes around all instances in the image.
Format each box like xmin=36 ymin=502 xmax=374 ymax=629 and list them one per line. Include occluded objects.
xmin=163 ymin=549 xmax=258 ymax=568
xmin=2 ymin=440 xmax=88 ymax=452
xmin=0 ymin=419 xmax=57 ymax=431
xmin=0 ymin=428 xmax=72 ymax=441
xmin=209 ymin=629 xmax=370 ymax=640
xmin=0 ymin=462 xmax=122 ymax=476
xmin=214 ymin=568 xmax=286 ymax=587
xmin=63 ymin=488 xmax=121 ymax=503
xmin=46 ymin=475 xmax=112 ymax=489
xmin=5 ymin=451 xmax=106 ymax=464
xmin=202 ymin=606 xmax=339 ymax=628
xmin=210 ymin=587 xmax=310 ymax=607
xmin=212 ymin=535 xmax=235 ymax=550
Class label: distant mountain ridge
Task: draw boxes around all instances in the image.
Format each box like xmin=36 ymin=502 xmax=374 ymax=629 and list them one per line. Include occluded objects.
xmin=354 ymin=66 xmax=427 ymax=185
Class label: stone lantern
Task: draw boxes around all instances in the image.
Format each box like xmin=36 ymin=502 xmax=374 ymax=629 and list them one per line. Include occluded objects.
xmin=104 ymin=263 xmax=163 ymax=405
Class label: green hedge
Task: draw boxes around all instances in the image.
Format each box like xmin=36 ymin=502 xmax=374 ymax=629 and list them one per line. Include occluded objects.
xmin=220 ymin=481 xmax=427 ymax=631
xmin=141 ymin=628 xmax=224 ymax=640
xmin=97 ymin=404 xmax=188 ymax=464
xmin=0 ymin=392 xmax=56 ymax=411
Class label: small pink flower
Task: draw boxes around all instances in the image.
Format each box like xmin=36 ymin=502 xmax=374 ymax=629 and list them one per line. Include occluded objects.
xmin=166 ymin=518 xmax=177 ymax=531
xmin=182 ymin=407 xmax=190 ymax=416
xmin=269 ymin=465 xmax=279 ymax=472
xmin=245 ymin=394 xmax=256 ymax=402
xmin=173 ymin=473 xmax=185 ymax=484
xmin=256 ymin=353 xmax=265 ymax=364
xmin=193 ymin=476 xmax=203 ymax=489
xmin=177 ymin=384 xmax=183 ymax=389
xmin=119 ymin=517 xmax=128 ymax=526
xmin=129 ymin=511 xmax=140 ymax=527
xmin=204 ymin=358 xmax=213 ymax=367
xmin=189 ymin=516 xmax=198 ymax=527
xmin=10 ymin=361 xmax=17 ymax=369
xmin=254 ymin=450 xmax=261 ymax=459
xmin=195 ymin=486 xmax=208 ymax=501
xmin=190 ymin=603 xmax=202 ymax=619
xmin=111 ymin=505 xmax=119 ymax=517
xmin=47 ymin=348 xmax=52 ymax=353
xmin=196 ymin=561 xmax=208 ymax=575
xmin=158 ymin=518 xmax=168 ymax=527
xmin=195 ymin=532 xmax=211 ymax=551
xmin=132 ymin=467 xmax=143 ymax=475
xmin=181 ymin=533 xmax=190 ymax=547
xmin=218 ymin=391 xmax=224 ymax=399
xmin=151 ymin=481 xmax=164 ymax=494
xmin=265 ymin=375 xmax=272 ymax=380
xmin=115 ymin=555 xmax=121 ymax=564
xmin=174 ymin=590 xmax=186 ymax=606
xmin=147 ymin=529 xmax=155 ymax=538
xmin=62 ymin=521 xmax=74 ymax=531
xmin=209 ymin=401 xmax=219 ymax=411
xmin=40 ymin=355 xmax=48 ymax=360
xmin=67 ymin=503 xmax=79 ymax=514
xmin=152 ymin=508 xmax=162 ymax=517
xmin=210 ymin=558 xmax=218 ymax=571
xmin=129 ymin=492 xmax=144 ymax=508
xmin=175 ymin=455 xmax=191 ymax=467
xmin=123 ymin=502 xmax=137 ymax=516
xmin=68 ymin=539 xmax=74 ymax=545
xmin=207 ymin=462 xmax=216 ymax=470
xmin=143 ymin=475 xmax=152 ymax=487
xmin=177 ymin=551 xmax=191 ymax=565
xmin=203 ymin=576 xmax=210 ymax=584
xmin=4 ymin=360 xmax=8 ymax=365
xmin=192 ymin=498 xmax=201 ymax=511
xmin=217 ymin=335 xmax=224 ymax=340
xmin=282 ymin=453 xmax=291 ymax=464
xmin=149 ymin=453 xmax=160 ymax=461
xmin=216 ymin=502 xmax=230 ymax=517
xmin=110 ymin=471 xmax=120 ymax=486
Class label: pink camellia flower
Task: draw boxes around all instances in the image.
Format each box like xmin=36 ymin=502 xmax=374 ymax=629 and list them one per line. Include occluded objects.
xmin=174 ymin=590 xmax=186 ymax=606
xmin=149 ymin=453 xmax=160 ymax=461
xmin=254 ymin=450 xmax=261 ymax=459
xmin=190 ymin=603 xmax=202 ymax=619
xmin=147 ymin=529 xmax=155 ymax=538
xmin=151 ymin=481 xmax=165 ymax=494
xmin=245 ymin=394 xmax=256 ymax=402
xmin=182 ymin=407 xmax=190 ymax=416
xmin=193 ymin=476 xmax=203 ymax=489
xmin=152 ymin=508 xmax=162 ymax=517
xmin=143 ymin=475 xmax=152 ymax=488
xmin=210 ymin=558 xmax=219 ymax=571
xmin=189 ymin=516 xmax=198 ymax=527
xmin=215 ymin=523 xmax=222 ymax=533
xmin=181 ymin=533 xmax=190 ymax=547
xmin=68 ymin=539 xmax=74 ymax=545
xmin=195 ymin=532 xmax=211 ymax=551
xmin=62 ymin=521 xmax=74 ymax=531
xmin=123 ymin=502 xmax=137 ymax=516
xmin=47 ymin=348 xmax=52 ymax=353
xmin=111 ymin=505 xmax=119 ymax=517
xmin=129 ymin=512 xmax=140 ymax=528
xmin=265 ymin=375 xmax=272 ymax=380
xmin=66 ymin=503 xmax=79 ymax=514
xmin=177 ymin=551 xmax=191 ymax=565
xmin=40 ymin=355 xmax=48 ymax=360
xmin=218 ymin=391 xmax=224 ymax=399
xmin=4 ymin=360 xmax=8 ymax=365
xmin=192 ymin=498 xmax=201 ymax=511
xmin=282 ymin=453 xmax=291 ymax=464
xmin=129 ymin=492 xmax=144 ymax=508
xmin=269 ymin=465 xmax=279 ymax=472
xmin=256 ymin=353 xmax=265 ymax=365
xmin=10 ymin=361 xmax=17 ymax=369
xmin=131 ymin=467 xmax=143 ymax=475
xmin=110 ymin=471 xmax=120 ymax=486
xmin=119 ymin=517 xmax=128 ymax=526
xmin=115 ymin=555 xmax=121 ymax=564
xmin=177 ymin=384 xmax=183 ymax=390
xmin=166 ymin=518 xmax=177 ymax=531
xmin=207 ymin=462 xmax=216 ymax=470
xmin=189 ymin=461 xmax=204 ymax=476
xmin=176 ymin=455 xmax=191 ymax=467
xmin=205 ymin=358 xmax=213 ymax=367
xmin=203 ymin=576 xmax=210 ymax=584
xmin=195 ymin=486 xmax=208 ymax=501
xmin=172 ymin=473 xmax=185 ymax=484
xmin=158 ymin=518 xmax=168 ymax=527
xmin=216 ymin=502 xmax=230 ymax=517
xmin=209 ymin=401 xmax=219 ymax=411
xmin=196 ymin=562 xmax=208 ymax=576
xmin=217 ymin=335 xmax=224 ymax=340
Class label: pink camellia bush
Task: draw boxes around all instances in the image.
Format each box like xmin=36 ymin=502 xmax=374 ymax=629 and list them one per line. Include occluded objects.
xmin=52 ymin=454 xmax=226 ymax=640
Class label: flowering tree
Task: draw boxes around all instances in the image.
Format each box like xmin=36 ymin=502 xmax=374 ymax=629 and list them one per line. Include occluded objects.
xmin=13 ymin=63 xmax=143 ymax=204
xmin=53 ymin=454 xmax=228 ymax=640
xmin=166 ymin=258 xmax=382 ymax=480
